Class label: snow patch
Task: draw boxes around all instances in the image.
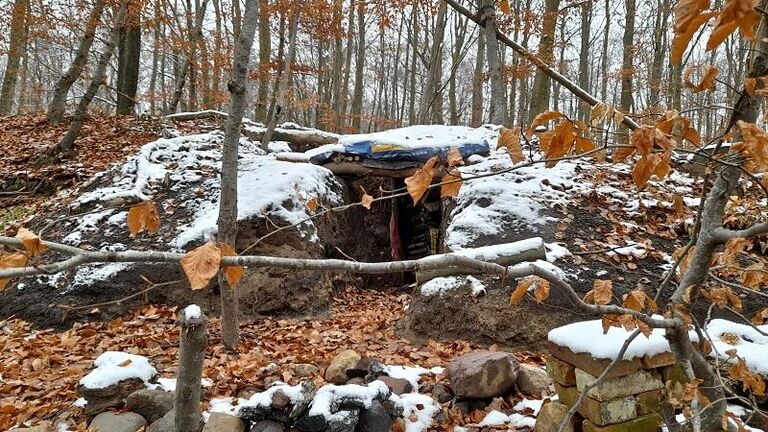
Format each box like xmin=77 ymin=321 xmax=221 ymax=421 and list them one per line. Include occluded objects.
xmin=706 ymin=319 xmax=768 ymax=375
xmin=184 ymin=304 xmax=202 ymax=320
xmin=79 ymin=351 xmax=157 ymax=389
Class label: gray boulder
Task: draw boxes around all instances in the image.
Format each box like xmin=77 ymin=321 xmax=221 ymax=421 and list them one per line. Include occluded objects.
xmin=250 ymin=420 xmax=286 ymax=432
xmin=355 ymin=401 xmax=393 ymax=432
xmin=447 ymin=351 xmax=520 ymax=398
xmin=89 ymin=412 xmax=147 ymax=432
xmin=126 ymin=389 xmax=175 ymax=423
xmin=203 ymin=413 xmax=245 ymax=432
xmin=516 ymin=363 xmax=554 ymax=397
xmin=77 ymin=378 xmax=146 ymax=415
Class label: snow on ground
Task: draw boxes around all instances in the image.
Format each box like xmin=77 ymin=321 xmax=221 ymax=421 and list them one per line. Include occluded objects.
xmin=382 ymin=364 xmax=444 ymax=389
xmin=548 ymin=319 xmax=700 ymax=360
xmin=706 ymin=319 xmax=768 ymax=375
xmin=335 ymin=124 xmax=495 ymax=150
xmin=79 ymin=351 xmax=157 ymax=389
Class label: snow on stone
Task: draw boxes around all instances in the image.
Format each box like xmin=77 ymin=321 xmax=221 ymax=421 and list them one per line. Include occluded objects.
xmin=172 ymin=153 xmax=341 ymax=247
xmin=335 ymin=124 xmax=495 ymax=150
xmin=309 ymin=381 xmax=390 ymax=422
xmin=514 ymin=398 xmax=546 ymax=416
xmin=706 ymin=319 xmax=768 ymax=375
xmin=237 ymin=381 xmax=309 ymax=412
xmin=267 ymin=141 xmax=292 ymax=153
xmin=446 ymin=150 xmax=589 ymax=251
xmin=420 ymin=276 xmax=462 ymax=296
xmin=545 ymin=242 xmax=570 ymax=262
xmin=477 ymin=410 xmax=535 ymax=428
xmin=548 ymin=319 xmax=699 ymax=360
xmin=390 ymin=392 xmax=441 ymax=432
xmin=466 ymin=275 xmax=486 ymax=296
xmin=450 ymin=237 xmax=545 ymax=259
xmin=184 ymin=304 xmax=202 ymax=320
xmin=72 ymin=397 xmax=87 ymax=408
xmin=79 ymin=351 xmax=157 ymax=389
xmin=383 ymin=365 xmax=444 ymax=390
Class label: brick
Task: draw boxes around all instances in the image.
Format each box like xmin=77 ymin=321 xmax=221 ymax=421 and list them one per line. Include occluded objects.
xmin=548 ymin=341 xmax=643 ymax=379
xmin=554 ymin=383 xmax=580 ymax=408
xmin=576 ymin=368 xmax=664 ymax=401
xmin=636 ymin=389 xmax=663 ymax=416
xmin=661 ymin=364 xmax=689 ymax=384
xmin=546 ymin=354 xmax=577 ymax=386
xmin=578 ymin=394 xmax=638 ymax=426
xmin=534 ymin=401 xmax=576 ymax=432
xmin=641 ymin=352 xmax=676 ymax=369
xmin=583 ymin=414 xmax=662 ymax=432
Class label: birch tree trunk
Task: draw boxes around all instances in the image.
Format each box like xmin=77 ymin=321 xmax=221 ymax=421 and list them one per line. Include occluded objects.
xmin=56 ymin=5 xmax=127 ymax=154
xmin=480 ymin=0 xmax=507 ymax=125
xmin=167 ymin=0 xmax=210 ymax=114
xmin=47 ymin=0 xmax=105 ymax=124
xmin=0 ymin=0 xmax=29 ymax=115
xmin=261 ymin=4 xmax=300 ymax=148
xmin=217 ymin=0 xmax=260 ymax=350
xmin=527 ymin=0 xmax=558 ymax=121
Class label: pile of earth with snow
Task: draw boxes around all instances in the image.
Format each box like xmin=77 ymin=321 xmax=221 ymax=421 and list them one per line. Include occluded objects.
xmin=0 ymin=129 xmax=359 ymax=327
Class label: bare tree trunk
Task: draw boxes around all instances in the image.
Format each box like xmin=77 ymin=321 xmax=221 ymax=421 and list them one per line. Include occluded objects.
xmin=527 ymin=0 xmax=558 ymax=121
xmin=116 ymin=1 xmax=141 ymax=115
xmin=174 ymin=307 xmax=207 ymax=431
xmin=329 ymin=0 xmax=344 ymax=129
xmin=149 ymin=0 xmax=162 ymax=115
xmin=619 ymin=0 xmax=636 ymax=113
xmin=649 ymin=0 xmax=672 ymax=108
xmin=339 ymin=3 xmax=355 ymax=128
xmin=47 ymin=0 xmax=105 ymax=123
xmin=167 ymin=0 xmax=210 ymax=114
xmin=600 ymin=0 xmax=610 ymax=103
xmin=480 ymin=0 xmax=507 ymax=125
xmin=56 ymin=5 xmax=127 ymax=154
xmin=418 ymin=2 xmax=447 ymax=124
xmin=471 ymin=2 xmax=486 ymax=127
xmin=255 ymin=0 xmax=271 ymax=121
xmin=577 ymin=1 xmax=591 ymax=122
xmin=0 ymin=0 xmax=29 ymax=115
xmin=351 ymin=0 xmax=366 ymax=131
xmin=262 ymin=4 xmax=300 ymax=147
xmin=216 ymin=0 xmax=260 ymax=350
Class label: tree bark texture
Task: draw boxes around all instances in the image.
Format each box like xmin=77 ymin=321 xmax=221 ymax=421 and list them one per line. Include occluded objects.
xmin=174 ymin=308 xmax=208 ymax=432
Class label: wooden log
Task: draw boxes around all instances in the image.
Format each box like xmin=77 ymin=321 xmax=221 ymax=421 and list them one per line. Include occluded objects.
xmin=174 ymin=305 xmax=208 ymax=432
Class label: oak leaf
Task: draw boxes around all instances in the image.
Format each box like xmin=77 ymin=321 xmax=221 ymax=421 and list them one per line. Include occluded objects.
xmin=220 ymin=243 xmax=244 ymax=287
xmin=735 ymin=121 xmax=768 ymax=171
xmin=15 ymin=227 xmax=46 ymax=256
xmin=405 ymin=156 xmax=439 ymax=204
xmin=127 ymin=201 xmax=161 ymax=237
xmin=181 ymin=241 xmax=222 ymax=290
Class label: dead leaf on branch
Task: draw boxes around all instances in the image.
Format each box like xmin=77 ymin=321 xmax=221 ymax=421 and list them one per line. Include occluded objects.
xmin=734 ymin=121 xmax=768 ymax=172
xmin=623 ymin=289 xmax=659 ymax=312
xmin=499 ymin=0 xmax=511 ymax=13
xmin=707 ymin=0 xmax=760 ymax=52
xmin=585 ymin=279 xmax=613 ymax=305
xmin=220 ymin=243 xmax=244 ymax=287
xmin=729 ymin=355 xmax=766 ymax=395
xmin=656 ymin=110 xmax=701 ymax=146
xmin=590 ymin=103 xmax=614 ymax=127
xmin=405 ymin=155 xmax=439 ymax=205
xmin=527 ymin=111 xmax=566 ymax=138
xmin=127 ymin=201 xmax=161 ymax=237
xmin=497 ymin=127 xmax=525 ymax=163
xmin=15 ymin=227 xmax=46 ymax=257
xmin=510 ymin=276 xmax=548 ymax=305
xmin=446 ymin=147 xmax=465 ymax=167
xmin=440 ymin=171 xmax=462 ymax=199
xmin=683 ymin=66 xmax=718 ymax=93
xmin=181 ymin=241 xmax=222 ymax=290
xmin=0 ymin=253 xmax=28 ymax=291
xmin=672 ymin=10 xmax=718 ymax=64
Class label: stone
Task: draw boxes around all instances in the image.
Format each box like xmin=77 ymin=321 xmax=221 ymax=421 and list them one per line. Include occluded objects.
xmin=77 ymin=378 xmax=146 ymax=415
xmin=347 ymin=356 xmax=386 ymax=381
xmin=661 ymin=364 xmax=689 ymax=384
xmin=546 ymin=354 xmax=577 ymax=386
xmin=126 ymin=389 xmax=175 ymax=423
xmin=250 ymin=420 xmax=286 ymax=432
xmin=271 ymin=391 xmax=291 ymax=410
xmin=325 ymin=350 xmax=361 ymax=384
xmin=294 ymin=363 xmax=320 ymax=378
xmin=641 ymin=352 xmax=676 ymax=369
xmin=636 ymin=389 xmax=663 ymax=416
xmin=376 ymin=376 xmax=413 ymax=395
xmin=447 ymin=351 xmax=520 ymax=398
xmin=355 ymin=400 xmax=393 ymax=432
xmin=89 ymin=412 xmax=147 ymax=432
xmin=240 ymin=382 xmax=315 ymax=424
xmin=346 ymin=377 xmax=365 ymax=385
xmin=295 ymin=409 xmax=359 ymax=432
xmin=203 ymin=413 xmax=245 ymax=432
xmin=575 ymin=368 xmax=664 ymax=401
xmin=582 ymin=413 xmax=662 ymax=432
xmin=11 ymin=427 xmax=51 ymax=432
xmin=548 ymin=342 xmax=643 ymax=379
xmin=432 ymin=383 xmax=454 ymax=404
xmin=554 ymin=383 xmax=580 ymax=409
xmin=454 ymin=398 xmax=489 ymax=415
xmin=517 ymin=363 xmax=554 ymax=396
xmin=577 ymin=395 xmax=638 ymax=426
xmin=534 ymin=401 xmax=575 ymax=432
xmin=148 ymin=409 xmax=175 ymax=432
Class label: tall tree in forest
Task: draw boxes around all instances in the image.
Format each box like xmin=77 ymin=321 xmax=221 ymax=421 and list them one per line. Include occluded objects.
xmin=217 ymin=0 xmax=260 ymax=350
xmin=418 ymin=1 xmax=448 ymax=124
xmin=351 ymin=0 xmax=366 ymax=131
xmin=255 ymin=0 xmax=271 ymax=121
xmin=0 ymin=0 xmax=29 ymax=115
xmin=167 ymin=0 xmax=210 ymax=114
xmin=527 ymin=0 xmax=558 ymax=121
xmin=471 ymin=1 xmax=485 ymax=126
xmin=619 ymin=0 xmax=636 ymax=113
xmin=480 ymin=0 xmax=506 ymax=125
xmin=577 ymin=0 xmax=592 ymax=121
xmin=47 ymin=0 xmax=106 ymax=124
xmin=57 ymin=4 xmax=128 ymax=153
xmin=116 ymin=0 xmax=142 ymax=115
xmin=261 ymin=3 xmax=301 ymax=147
xmin=648 ymin=0 xmax=671 ymax=108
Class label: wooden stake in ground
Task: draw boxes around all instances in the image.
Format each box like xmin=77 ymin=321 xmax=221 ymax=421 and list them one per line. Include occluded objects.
xmin=174 ymin=305 xmax=208 ymax=432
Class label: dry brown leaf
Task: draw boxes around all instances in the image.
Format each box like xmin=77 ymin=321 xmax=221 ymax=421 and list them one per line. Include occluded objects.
xmin=684 ymin=66 xmax=718 ymax=93
xmin=534 ymin=279 xmax=551 ymax=303
xmin=671 ymin=0 xmax=717 ymax=64
xmin=590 ymin=103 xmax=613 ymax=127
xmin=707 ymin=0 xmax=760 ymax=52
xmin=499 ymin=0 xmax=511 ymax=13
xmin=405 ymin=156 xmax=439 ymax=204
xmin=127 ymin=201 xmax=161 ymax=237
xmin=735 ymin=121 xmax=768 ymax=171
xmin=361 ymin=193 xmax=374 ymax=209
xmin=220 ymin=243 xmax=244 ymax=287
xmin=632 ymin=153 xmax=663 ymax=189
xmin=746 ymin=78 xmax=758 ymax=95
xmin=440 ymin=171 xmax=462 ymax=199
xmin=498 ymin=127 xmax=525 ymax=163
xmin=510 ymin=276 xmax=543 ymax=305
xmin=306 ymin=197 xmax=320 ymax=212
xmin=585 ymin=279 xmax=613 ymax=305
xmin=527 ymin=111 xmax=565 ymax=138
xmin=446 ymin=147 xmax=465 ymax=167
xmin=180 ymin=241 xmax=222 ymax=290
xmin=15 ymin=227 xmax=46 ymax=256
xmin=0 ymin=253 xmax=28 ymax=291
